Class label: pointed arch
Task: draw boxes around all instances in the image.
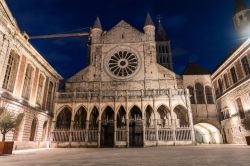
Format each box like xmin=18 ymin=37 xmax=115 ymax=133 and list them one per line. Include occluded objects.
xmin=145 ymin=105 xmax=154 ymax=128
xmin=89 ymin=106 xmax=99 ymax=129
xmin=56 ymin=107 xmax=72 ymax=129
xmin=117 ymin=105 xmax=126 ymax=128
xmin=101 ymin=106 xmax=114 ymax=122
xmin=187 ymin=86 xmax=195 ymax=104
xmin=74 ymin=106 xmax=87 ymax=129
xmin=157 ymin=105 xmax=171 ymax=128
xmin=195 ymin=82 xmax=205 ymax=104
xmin=205 ymin=86 xmax=214 ymax=104
xmin=129 ymin=105 xmax=142 ymax=120
xmin=173 ymin=105 xmax=189 ymax=128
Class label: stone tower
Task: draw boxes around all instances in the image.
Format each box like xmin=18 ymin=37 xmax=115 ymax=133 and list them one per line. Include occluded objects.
xmin=155 ymin=19 xmax=173 ymax=70
xmin=233 ymin=0 xmax=250 ymax=38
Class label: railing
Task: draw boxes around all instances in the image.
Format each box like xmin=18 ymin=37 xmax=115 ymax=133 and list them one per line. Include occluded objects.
xmin=88 ymin=129 xmax=98 ymax=142
xmin=52 ymin=127 xmax=192 ymax=143
xmin=71 ymin=130 xmax=87 ymax=142
xmin=175 ymin=128 xmax=191 ymax=141
xmin=56 ymin=89 xmax=187 ymax=101
xmin=158 ymin=128 xmax=173 ymax=141
xmin=52 ymin=130 xmax=70 ymax=142
xmin=145 ymin=128 xmax=156 ymax=141
xmin=116 ymin=129 xmax=127 ymax=141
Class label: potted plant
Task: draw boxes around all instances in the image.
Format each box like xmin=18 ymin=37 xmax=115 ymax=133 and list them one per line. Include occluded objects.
xmin=0 ymin=107 xmax=17 ymax=155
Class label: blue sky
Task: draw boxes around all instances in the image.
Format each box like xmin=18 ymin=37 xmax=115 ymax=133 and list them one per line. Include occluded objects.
xmin=6 ymin=0 xmax=247 ymax=78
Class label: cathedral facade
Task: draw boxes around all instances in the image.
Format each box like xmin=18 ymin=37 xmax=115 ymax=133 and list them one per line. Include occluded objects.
xmin=52 ymin=16 xmax=195 ymax=147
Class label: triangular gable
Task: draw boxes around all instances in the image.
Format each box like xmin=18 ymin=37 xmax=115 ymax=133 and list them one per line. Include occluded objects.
xmin=101 ymin=20 xmax=145 ymax=43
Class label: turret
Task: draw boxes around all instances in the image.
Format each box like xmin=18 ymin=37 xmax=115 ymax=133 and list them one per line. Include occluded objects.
xmin=143 ymin=13 xmax=155 ymax=41
xmin=90 ymin=17 xmax=103 ymax=44
xmin=233 ymin=0 xmax=250 ymax=38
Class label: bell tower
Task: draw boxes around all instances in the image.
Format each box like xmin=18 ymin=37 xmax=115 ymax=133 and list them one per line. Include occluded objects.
xmin=155 ymin=18 xmax=173 ymax=70
xmin=233 ymin=0 xmax=250 ymax=38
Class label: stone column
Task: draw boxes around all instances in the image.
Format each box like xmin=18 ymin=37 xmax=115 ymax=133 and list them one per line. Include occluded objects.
xmin=85 ymin=120 xmax=89 ymax=143
xmin=126 ymin=90 xmax=129 ymax=148
xmin=114 ymin=113 xmax=117 ymax=147
xmin=185 ymin=89 xmax=196 ymax=145
xmin=69 ymin=120 xmax=74 ymax=147
xmin=169 ymin=89 xmax=176 ymax=145
xmin=98 ymin=119 xmax=101 ymax=148
xmin=155 ymin=118 xmax=159 ymax=146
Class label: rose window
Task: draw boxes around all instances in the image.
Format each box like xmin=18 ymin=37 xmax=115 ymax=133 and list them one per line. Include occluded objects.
xmin=108 ymin=51 xmax=138 ymax=77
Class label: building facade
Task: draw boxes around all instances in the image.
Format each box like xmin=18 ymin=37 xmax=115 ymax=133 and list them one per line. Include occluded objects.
xmin=212 ymin=39 xmax=250 ymax=144
xmin=51 ymin=16 xmax=196 ymax=148
xmin=0 ymin=1 xmax=62 ymax=150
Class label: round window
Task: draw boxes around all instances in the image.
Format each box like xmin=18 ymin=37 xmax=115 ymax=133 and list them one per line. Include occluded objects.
xmin=108 ymin=51 xmax=139 ymax=78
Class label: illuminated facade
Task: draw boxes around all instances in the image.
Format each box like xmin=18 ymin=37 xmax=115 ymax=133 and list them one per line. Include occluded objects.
xmin=0 ymin=1 xmax=62 ymax=149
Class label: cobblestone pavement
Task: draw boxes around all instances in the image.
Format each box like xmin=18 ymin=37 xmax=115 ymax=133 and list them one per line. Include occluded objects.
xmin=1 ymin=145 xmax=250 ymax=166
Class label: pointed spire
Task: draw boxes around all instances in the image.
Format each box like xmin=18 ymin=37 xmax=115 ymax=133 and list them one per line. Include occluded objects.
xmin=235 ymin=0 xmax=248 ymax=14
xmin=156 ymin=21 xmax=169 ymax=41
xmin=93 ymin=17 xmax=102 ymax=30
xmin=144 ymin=13 xmax=154 ymax=27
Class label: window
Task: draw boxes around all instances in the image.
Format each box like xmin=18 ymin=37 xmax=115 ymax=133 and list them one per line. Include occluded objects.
xmin=36 ymin=74 xmax=45 ymax=106
xmin=165 ymin=46 xmax=168 ymax=53
xmin=163 ymin=56 xmax=166 ymax=63
xmin=205 ymin=86 xmax=214 ymax=104
xmin=241 ymin=56 xmax=250 ymax=76
xmin=187 ymin=86 xmax=195 ymax=104
xmin=22 ymin=64 xmax=34 ymax=100
xmin=159 ymin=46 xmax=162 ymax=53
xmin=218 ymin=78 xmax=224 ymax=94
xmin=236 ymin=98 xmax=245 ymax=119
xmin=223 ymin=73 xmax=229 ymax=89
xmin=46 ymin=82 xmax=53 ymax=111
xmin=195 ymin=83 xmax=205 ymax=104
xmin=230 ymin=67 xmax=238 ymax=84
xmin=221 ymin=110 xmax=230 ymax=121
xmin=2 ymin=51 xmax=20 ymax=92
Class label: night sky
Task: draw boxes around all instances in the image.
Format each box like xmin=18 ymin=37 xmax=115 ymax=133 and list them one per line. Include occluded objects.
xmin=5 ymin=0 xmax=249 ymax=78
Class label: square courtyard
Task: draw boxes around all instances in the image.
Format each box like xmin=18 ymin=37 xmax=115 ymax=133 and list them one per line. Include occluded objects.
xmin=1 ymin=145 xmax=250 ymax=166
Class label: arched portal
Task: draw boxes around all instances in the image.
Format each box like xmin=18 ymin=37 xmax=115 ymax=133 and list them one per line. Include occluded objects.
xmin=194 ymin=123 xmax=223 ymax=144
xmin=101 ymin=106 xmax=114 ymax=147
xmin=56 ymin=107 xmax=72 ymax=129
xmin=74 ymin=107 xmax=87 ymax=129
xmin=13 ymin=113 xmax=24 ymax=141
xmin=129 ymin=106 xmax=143 ymax=147
xmin=29 ymin=118 xmax=37 ymax=141
xmin=157 ymin=105 xmax=171 ymax=128
xmin=173 ymin=105 xmax=189 ymax=128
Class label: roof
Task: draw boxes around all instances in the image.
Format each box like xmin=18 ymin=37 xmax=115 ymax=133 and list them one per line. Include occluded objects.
xmin=144 ymin=13 xmax=154 ymax=27
xmin=156 ymin=22 xmax=169 ymax=41
xmin=93 ymin=17 xmax=102 ymax=29
xmin=235 ymin=0 xmax=248 ymax=14
xmin=183 ymin=63 xmax=210 ymax=75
